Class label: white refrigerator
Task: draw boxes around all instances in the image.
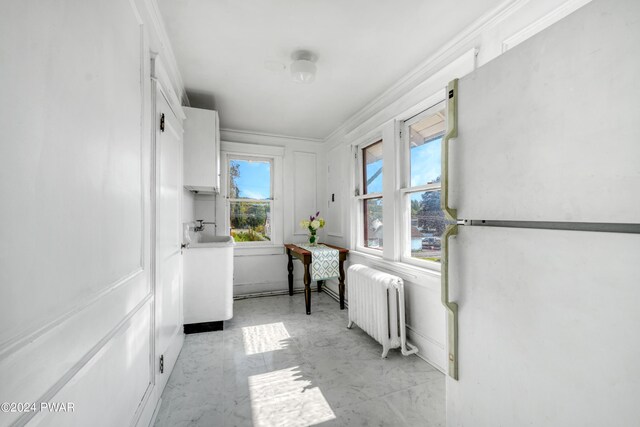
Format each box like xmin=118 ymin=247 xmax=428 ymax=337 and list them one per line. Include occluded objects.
xmin=442 ymin=0 xmax=640 ymax=425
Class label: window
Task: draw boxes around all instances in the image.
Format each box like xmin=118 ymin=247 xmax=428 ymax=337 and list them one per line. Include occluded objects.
xmin=227 ymin=156 xmax=273 ymax=243
xmin=359 ymin=140 xmax=383 ymax=250
xmin=402 ymin=103 xmax=451 ymax=264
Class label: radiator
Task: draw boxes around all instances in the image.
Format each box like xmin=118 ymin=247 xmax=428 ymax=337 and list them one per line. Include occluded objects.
xmin=347 ymin=264 xmax=418 ymax=358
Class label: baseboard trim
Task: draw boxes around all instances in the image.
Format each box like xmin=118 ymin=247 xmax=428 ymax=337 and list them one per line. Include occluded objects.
xmin=321 ymin=286 xmax=347 ymax=308
xmin=406 ymin=324 xmax=446 ymax=374
xmin=147 ymin=397 xmax=163 ymax=427
xmin=233 ymin=288 xmax=307 ymax=300
xmin=232 ymin=286 xmax=347 ymax=305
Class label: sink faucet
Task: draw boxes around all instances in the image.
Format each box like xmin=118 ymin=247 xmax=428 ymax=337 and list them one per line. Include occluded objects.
xmin=194 ymin=219 xmax=216 ymax=232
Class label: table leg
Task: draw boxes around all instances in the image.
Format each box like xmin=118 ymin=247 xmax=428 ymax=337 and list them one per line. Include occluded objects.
xmin=338 ymin=259 xmax=345 ymax=310
xmin=304 ymin=262 xmax=311 ymax=315
xmin=317 ymin=280 xmax=323 ymax=293
xmin=287 ymin=250 xmax=294 ymax=296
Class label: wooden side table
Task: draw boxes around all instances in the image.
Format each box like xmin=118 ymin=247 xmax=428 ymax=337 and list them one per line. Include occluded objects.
xmin=284 ymin=243 xmax=349 ymax=315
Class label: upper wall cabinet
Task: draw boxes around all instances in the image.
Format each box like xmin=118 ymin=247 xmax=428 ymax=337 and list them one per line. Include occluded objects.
xmin=183 ymin=107 xmax=220 ymax=193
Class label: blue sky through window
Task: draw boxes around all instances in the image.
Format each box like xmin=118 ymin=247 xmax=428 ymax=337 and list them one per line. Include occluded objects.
xmin=410 ymin=136 xmax=442 ymax=201
xmin=231 ymin=159 xmax=271 ymax=199
xmin=366 ymin=159 xmax=383 ymax=193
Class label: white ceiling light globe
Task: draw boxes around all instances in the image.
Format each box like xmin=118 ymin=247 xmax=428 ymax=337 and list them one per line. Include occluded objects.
xmin=290 ymin=58 xmax=316 ymax=83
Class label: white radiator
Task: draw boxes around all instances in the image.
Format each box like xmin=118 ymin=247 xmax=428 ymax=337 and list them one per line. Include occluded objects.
xmin=347 ymin=264 xmax=418 ymax=358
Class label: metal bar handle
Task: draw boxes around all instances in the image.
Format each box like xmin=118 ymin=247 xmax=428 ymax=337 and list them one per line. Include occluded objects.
xmin=441 ymin=224 xmax=459 ymax=380
xmin=441 ymin=79 xmax=458 ymax=222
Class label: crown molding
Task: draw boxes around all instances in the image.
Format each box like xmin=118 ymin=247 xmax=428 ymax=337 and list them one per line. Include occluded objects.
xmin=221 ymin=128 xmax=324 ymax=145
xmin=501 ymin=0 xmax=591 ymax=52
xmin=323 ymin=0 xmax=530 ymax=147
xmin=143 ymin=0 xmax=189 ymax=106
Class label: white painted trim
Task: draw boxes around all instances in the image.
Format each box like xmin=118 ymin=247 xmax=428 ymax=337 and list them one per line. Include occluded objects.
xmin=233 ymin=280 xmax=305 ymax=296
xmin=400 ymin=255 xmax=442 ymax=273
xmin=355 ymin=192 xmax=383 ymax=201
xmin=354 ymin=245 xmax=384 ymax=258
xmin=131 ymin=382 xmax=156 ymax=427
xmin=324 ymin=0 xmax=530 ymax=147
xmin=0 ymin=268 xmax=144 ymax=359
xmin=13 ymin=295 xmax=153 ymax=426
xmin=148 ymin=397 xmax=163 ymax=427
xmin=501 ymin=0 xmax=592 ymax=52
xmin=151 ymin=76 xmax=185 ymax=424
xmin=221 ymin=140 xmax=285 ymax=157
xmin=233 ymin=246 xmax=285 ymax=256
xmin=327 ymin=232 xmax=344 ymax=238
xmin=406 ymin=324 xmax=446 ymax=373
xmin=221 ymin=128 xmax=324 ymax=144
xmin=320 ymin=285 xmax=346 ymax=308
xmin=342 ymin=50 xmax=475 ymax=146
xmin=233 ymin=286 xmax=308 ymax=300
xmin=349 ymin=251 xmax=442 ymax=283
xmin=144 ymin=0 xmax=188 ymax=106
xmin=220 ymin=144 xmax=285 ymax=249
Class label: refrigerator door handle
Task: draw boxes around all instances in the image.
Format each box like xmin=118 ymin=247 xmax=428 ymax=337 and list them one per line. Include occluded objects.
xmin=441 ymin=78 xmax=458 ymax=222
xmin=441 ymin=224 xmax=459 ymax=380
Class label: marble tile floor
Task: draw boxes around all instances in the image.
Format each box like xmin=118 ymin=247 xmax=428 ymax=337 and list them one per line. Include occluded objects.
xmin=154 ymin=292 xmax=445 ymax=427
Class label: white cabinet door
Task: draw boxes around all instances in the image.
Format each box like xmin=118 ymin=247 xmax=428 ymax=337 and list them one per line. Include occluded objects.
xmin=183 ymin=107 xmax=219 ymax=193
xmin=450 ymin=0 xmax=640 ymax=223
xmin=154 ymin=85 xmax=184 ymax=395
xmin=447 ymin=226 xmax=640 ymax=426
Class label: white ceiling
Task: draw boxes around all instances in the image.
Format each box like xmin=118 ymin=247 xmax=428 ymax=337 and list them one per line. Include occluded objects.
xmin=158 ymin=0 xmax=504 ymax=140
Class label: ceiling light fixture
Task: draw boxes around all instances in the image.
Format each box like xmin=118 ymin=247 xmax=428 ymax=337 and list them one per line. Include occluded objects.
xmin=290 ymin=50 xmax=317 ymax=84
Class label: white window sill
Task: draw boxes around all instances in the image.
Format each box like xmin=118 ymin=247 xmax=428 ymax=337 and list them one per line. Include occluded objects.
xmin=233 ymin=245 xmax=285 ymax=257
xmin=348 ymin=250 xmax=441 ymax=282
xmin=354 ymin=245 xmax=384 ymax=257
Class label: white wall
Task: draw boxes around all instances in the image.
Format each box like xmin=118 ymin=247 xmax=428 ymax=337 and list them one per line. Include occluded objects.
xmin=183 ymin=189 xmax=196 ymax=224
xmin=217 ymin=130 xmax=326 ymax=296
xmin=0 ymin=0 xmax=185 ymax=426
xmin=194 ymin=194 xmax=216 ymax=232
xmin=319 ymin=0 xmax=593 ymax=372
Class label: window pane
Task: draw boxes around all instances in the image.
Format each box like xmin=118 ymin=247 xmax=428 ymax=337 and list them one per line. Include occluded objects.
xmin=408 ymin=109 xmax=444 ymax=187
xmin=230 ymin=201 xmax=271 ymax=242
xmin=363 ymin=141 xmax=383 ymax=194
xmin=229 ymin=159 xmax=271 ymax=200
xmin=409 ymin=190 xmax=453 ymax=262
xmin=363 ymin=198 xmax=383 ymax=249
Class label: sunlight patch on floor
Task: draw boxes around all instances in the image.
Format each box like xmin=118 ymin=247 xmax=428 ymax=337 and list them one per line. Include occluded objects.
xmin=242 ymin=322 xmax=291 ymax=355
xmin=248 ymin=366 xmax=336 ymax=427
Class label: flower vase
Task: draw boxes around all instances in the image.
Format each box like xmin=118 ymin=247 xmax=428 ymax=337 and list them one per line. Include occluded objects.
xmin=308 ymin=230 xmax=317 ymax=246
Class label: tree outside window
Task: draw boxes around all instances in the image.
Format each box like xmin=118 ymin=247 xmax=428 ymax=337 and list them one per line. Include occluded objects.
xmin=228 ymin=157 xmax=273 ymax=243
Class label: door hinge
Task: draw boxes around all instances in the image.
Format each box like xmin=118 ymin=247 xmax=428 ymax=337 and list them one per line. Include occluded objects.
xmin=354 ymin=188 xmax=360 ymax=197
xmin=160 ymin=113 xmax=165 ymax=132
xmin=159 ymin=354 xmax=164 ymax=373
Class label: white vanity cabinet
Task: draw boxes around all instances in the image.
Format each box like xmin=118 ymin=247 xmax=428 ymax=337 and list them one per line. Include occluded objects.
xmin=183 ymin=107 xmax=220 ymax=193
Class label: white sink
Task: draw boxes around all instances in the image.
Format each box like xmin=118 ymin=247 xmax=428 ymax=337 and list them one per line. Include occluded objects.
xmin=182 ymin=230 xmax=234 ymax=324
xmin=192 ymin=234 xmax=235 ymax=248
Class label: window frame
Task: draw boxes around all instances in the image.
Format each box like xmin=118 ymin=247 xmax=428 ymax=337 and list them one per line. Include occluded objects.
xmin=354 ymin=138 xmax=384 ymax=255
xmin=219 ymin=142 xmax=284 ymax=254
xmin=399 ymin=101 xmax=446 ymax=269
xmin=226 ymin=154 xmax=275 ymax=246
